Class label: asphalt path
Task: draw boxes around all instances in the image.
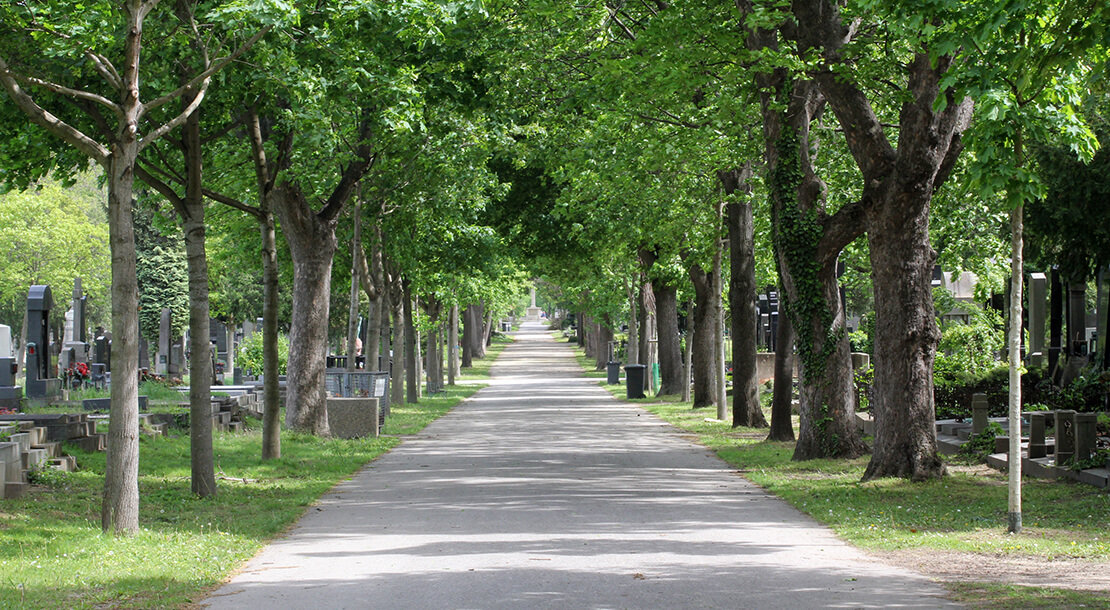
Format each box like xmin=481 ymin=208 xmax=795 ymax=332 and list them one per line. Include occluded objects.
xmin=203 ymin=322 xmax=956 ymax=609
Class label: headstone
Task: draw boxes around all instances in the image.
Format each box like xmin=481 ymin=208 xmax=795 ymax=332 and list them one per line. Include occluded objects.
xmin=94 ymin=333 xmax=111 ymax=371
xmin=24 ymin=285 xmax=61 ymax=400
xmin=72 ymin=278 xmax=86 ymax=344
xmin=158 ymin=308 xmax=171 ymax=375
xmin=1068 ymin=282 xmax=1087 ymax=355
xmin=1027 ymin=412 xmax=1047 ymax=459
xmin=1027 ymin=272 xmax=1047 ymax=367
xmin=1054 ymin=409 xmax=1076 ymax=466
xmin=0 ymin=325 xmax=22 ymax=409
xmin=138 ymin=336 xmax=149 ymax=371
xmin=209 ymin=318 xmax=228 ymax=354
xmin=850 ymin=353 xmax=870 ymax=370
xmin=1075 ymin=413 xmax=1098 ymax=463
xmin=971 ymin=393 xmax=989 ymax=434
xmin=1049 ymin=268 xmax=1063 ymax=373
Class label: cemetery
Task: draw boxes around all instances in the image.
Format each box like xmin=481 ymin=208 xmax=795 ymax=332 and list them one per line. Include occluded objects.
xmin=0 ymin=1 xmax=1108 ymax=608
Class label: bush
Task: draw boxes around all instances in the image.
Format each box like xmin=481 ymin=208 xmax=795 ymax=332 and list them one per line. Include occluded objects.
xmin=237 ymin=331 xmax=289 ymax=377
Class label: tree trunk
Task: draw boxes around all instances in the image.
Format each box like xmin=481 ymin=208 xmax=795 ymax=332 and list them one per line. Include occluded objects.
xmin=714 ymin=222 xmax=727 ymax=421
xmin=389 ymin=287 xmax=405 ymax=408
xmin=346 ymin=198 xmax=362 ymax=372
xmin=768 ymin=311 xmax=796 ymax=441
xmin=640 ymin=249 xmax=683 ymax=396
xmin=1007 ymin=203 xmax=1024 ymax=533
xmin=626 ymin=278 xmax=639 ymax=365
xmin=595 ymin=319 xmax=612 ymax=371
xmin=689 ymin=265 xmax=716 ymax=408
xmin=448 ymin=304 xmax=459 ymax=384
xmin=683 ymin=298 xmax=693 ymax=403
xmin=863 ymin=193 xmax=945 ymax=479
xmin=404 ymin=281 xmax=417 ymax=404
xmin=483 ymin=308 xmax=494 ymax=348
xmin=461 ymin=305 xmax=474 ymax=368
xmin=101 ymin=135 xmax=141 ymax=536
xmin=724 ymin=169 xmax=767 ymax=428
xmin=260 ymin=206 xmax=281 ymax=458
xmin=275 ymin=183 xmax=335 ymax=435
xmin=180 ymin=96 xmax=215 ymax=498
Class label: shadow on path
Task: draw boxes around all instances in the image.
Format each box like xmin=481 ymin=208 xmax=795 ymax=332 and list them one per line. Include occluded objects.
xmin=204 ymin=322 xmax=957 ymax=609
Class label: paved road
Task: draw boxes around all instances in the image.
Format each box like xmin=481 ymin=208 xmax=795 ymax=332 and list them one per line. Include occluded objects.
xmin=204 ymin=322 xmax=955 ymax=609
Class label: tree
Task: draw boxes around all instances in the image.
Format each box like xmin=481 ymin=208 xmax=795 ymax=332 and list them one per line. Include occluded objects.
xmin=0 ymin=0 xmax=268 ymax=533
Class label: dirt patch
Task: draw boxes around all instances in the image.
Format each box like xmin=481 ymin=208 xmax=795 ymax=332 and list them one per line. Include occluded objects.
xmin=874 ymin=548 xmax=1110 ymax=592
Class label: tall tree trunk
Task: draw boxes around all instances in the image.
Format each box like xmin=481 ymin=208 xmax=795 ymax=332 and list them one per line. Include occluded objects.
xmin=724 ymin=168 xmax=767 ymax=428
xmin=595 ymin=318 xmax=612 ymax=371
xmin=626 ymin=277 xmax=639 ymax=365
xmin=1007 ymin=203 xmax=1024 ymax=533
xmin=346 ymin=198 xmax=362 ymax=372
xmin=102 ymin=128 xmax=141 ymax=536
xmin=389 ymin=284 xmax=405 ymax=408
xmin=448 ymin=304 xmax=459 ymax=384
xmin=863 ymin=191 xmax=944 ymax=479
xmin=713 ymin=217 xmax=728 ymax=421
xmin=275 ymin=184 xmax=335 ymax=435
xmin=683 ymin=299 xmax=694 ymax=403
xmin=768 ymin=311 xmax=796 ymax=441
xmin=640 ymin=249 xmax=683 ymax=396
xmin=461 ymin=305 xmax=474 ymax=368
xmin=404 ymin=281 xmax=417 ymax=404
xmin=180 ymin=93 xmax=215 ymax=497
xmin=260 ymin=207 xmax=281 ymax=458
xmin=483 ymin=308 xmax=494 ymax=348
xmin=689 ymin=265 xmax=716 ymax=408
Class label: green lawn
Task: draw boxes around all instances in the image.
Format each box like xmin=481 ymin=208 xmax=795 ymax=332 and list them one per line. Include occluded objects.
xmin=580 ymin=347 xmax=1110 ymax=609
xmin=1 ymin=351 xmax=500 ymax=608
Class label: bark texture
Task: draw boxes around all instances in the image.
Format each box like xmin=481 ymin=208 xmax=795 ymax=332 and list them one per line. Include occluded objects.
xmin=790 ymin=0 xmax=972 ymax=479
xmin=723 ymin=167 xmax=767 ymax=428
xmin=275 ymin=183 xmax=335 ymax=435
xmin=689 ymin=264 xmax=717 ymax=408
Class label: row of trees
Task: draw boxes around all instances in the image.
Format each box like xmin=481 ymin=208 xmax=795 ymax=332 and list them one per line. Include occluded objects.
xmin=489 ymin=0 xmax=1107 ymax=533
xmin=1 ymin=1 xmax=1105 ymax=537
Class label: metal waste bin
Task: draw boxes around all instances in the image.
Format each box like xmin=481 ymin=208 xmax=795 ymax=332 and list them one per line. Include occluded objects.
xmin=606 ymin=361 xmax=621 ymax=385
xmin=624 ymin=364 xmax=645 ymax=399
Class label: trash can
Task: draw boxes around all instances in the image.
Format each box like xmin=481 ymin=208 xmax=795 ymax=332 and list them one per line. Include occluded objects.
xmin=624 ymin=364 xmax=646 ymax=399
xmin=607 ymin=361 xmax=621 ymax=385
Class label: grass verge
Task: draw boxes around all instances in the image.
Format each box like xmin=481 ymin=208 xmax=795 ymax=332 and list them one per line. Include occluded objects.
xmin=1 ymin=366 xmax=495 ymax=608
xmin=571 ymin=345 xmax=1110 ymax=608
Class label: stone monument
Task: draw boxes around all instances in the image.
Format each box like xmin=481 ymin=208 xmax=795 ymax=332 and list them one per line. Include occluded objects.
xmin=525 ymin=286 xmax=543 ymax=321
xmin=0 ymin=324 xmax=21 ymax=409
xmin=24 ymin=285 xmax=61 ymax=400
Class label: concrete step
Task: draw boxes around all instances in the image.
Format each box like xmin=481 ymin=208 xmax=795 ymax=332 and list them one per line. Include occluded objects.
xmin=228 ymin=421 xmax=243 ymax=433
xmin=22 ymin=448 xmax=48 ymax=470
xmin=32 ymin=441 xmax=63 ymax=458
xmin=4 ymin=481 xmax=27 ymax=498
xmin=72 ymin=434 xmax=105 ymax=452
xmin=48 ymin=456 xmax=77 ymax=472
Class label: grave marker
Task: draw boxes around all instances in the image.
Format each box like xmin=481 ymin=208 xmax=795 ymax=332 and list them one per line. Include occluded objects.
xmin=24 ymin=285 xmax=61 ymax=400
xmin=1055 ymin=409 xmax=1076 ymax=466
xmin=1027 ymin=272 xmax=1047 ymax=368
xmin=1027 ymin=412 xmax=1047 ymax=459
xmin=1075 ymin=413 xmax=1097 ymax=463
xmin=0 ymin=325 xmax=21 ymax=409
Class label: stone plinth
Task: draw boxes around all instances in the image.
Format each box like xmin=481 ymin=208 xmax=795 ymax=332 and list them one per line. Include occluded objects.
xmin=326 ymin=397 xmax=379 ymax=439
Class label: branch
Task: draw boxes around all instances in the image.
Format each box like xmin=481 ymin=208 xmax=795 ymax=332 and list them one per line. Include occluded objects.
xmin=139 ymin=77 xmax=210 ymax=150
xmin=318 ymin=120 xmax=377 ymax=222
xmin=4 ymin=66 xmax=121 ymax=116
xmin=204 ymin=188 xmax=262 ymax=219
xmin=0 ymin=55 xmax=109 ymax=166
xmin=143 ymin=24 xmax=273 ymax=115
xmin=135 ymin=162 xmax=187 ymax=217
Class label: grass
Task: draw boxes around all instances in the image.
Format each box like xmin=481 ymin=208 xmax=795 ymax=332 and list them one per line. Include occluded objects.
xmin=572 ymin=345 xmax=1110 ymax=608
xmin=947 ymin=582 xmax=1110 ymax=609
xmin=1 ymin=351 xmax=500 ymax=608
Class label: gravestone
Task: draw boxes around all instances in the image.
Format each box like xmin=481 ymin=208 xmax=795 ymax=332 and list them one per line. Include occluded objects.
xmin=971 ymin=393 xmax=989 ymax=434
xmin=137 ymin=336 xmax=149 ymax=371
xmin=1055 ymin=409 xmax=1077 ymax=466
xmin=1027 ymin=272 xmax=1047 ymax=368
xmin=0 ymin=325 xmax=21 ymax=410
xmin=1027 ymin=412 xmax=1047 ymax=459
xmin=24 ymin=285 xmax=61 ymax=400
xmin=157 ymin=308 xmax=171 ymax=375
xmin=94 ymin=331 xmax=111 ymax=371
xmin=1075 ymin=413 xmax=1098 ymax=463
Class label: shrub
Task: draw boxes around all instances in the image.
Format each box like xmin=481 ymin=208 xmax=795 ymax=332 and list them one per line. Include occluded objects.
xmin=237 ymin=331 xmax=289 ymax=377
